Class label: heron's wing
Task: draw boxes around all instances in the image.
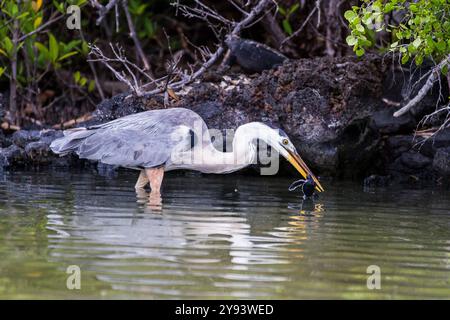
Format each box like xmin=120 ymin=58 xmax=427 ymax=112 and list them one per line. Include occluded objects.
xmin=53 ymin=108 xmax=206 ymax=168
xmin=77 ymin=128 xmax=175 ymax=167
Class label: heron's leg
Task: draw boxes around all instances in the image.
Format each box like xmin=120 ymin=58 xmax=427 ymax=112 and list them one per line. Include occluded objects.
xmin=135 ymin=170 xmax=149 ymax=190
xmin=145 ymin=167 xmax=164 ymax=194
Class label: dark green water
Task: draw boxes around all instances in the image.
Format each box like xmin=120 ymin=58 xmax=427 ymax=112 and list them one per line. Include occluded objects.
xmin=0 ymin=170 xmax=449 ymax=299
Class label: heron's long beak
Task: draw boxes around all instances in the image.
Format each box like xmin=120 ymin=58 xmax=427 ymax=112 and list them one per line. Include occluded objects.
xmin=286 ymin=150 xmax=324 ymax=192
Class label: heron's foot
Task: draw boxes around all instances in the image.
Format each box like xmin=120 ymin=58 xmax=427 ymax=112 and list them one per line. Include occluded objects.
xmin=148 ymin=191 xmax=162 ymax=211
xmin=145 ymin=167 xmax=165 ymax=194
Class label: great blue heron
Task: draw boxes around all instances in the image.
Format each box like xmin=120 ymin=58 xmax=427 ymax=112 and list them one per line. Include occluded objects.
xmin=50 ymin=108 xmax=324 ymax=195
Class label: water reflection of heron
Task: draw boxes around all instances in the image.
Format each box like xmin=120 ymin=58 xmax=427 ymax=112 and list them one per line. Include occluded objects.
xmin=135 ymin=188 xmax=162 ymax=212
xmin=50 ymin=108 xmax=324 ymax=197
xmin=288 ymin=199 xmax=324 ymax=216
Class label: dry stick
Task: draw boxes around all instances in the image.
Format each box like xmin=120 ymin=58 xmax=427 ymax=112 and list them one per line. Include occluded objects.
xmin=142 ymin=0 xmax=272 ymax=97
xmin=111 ymin=44 xmax=141 ymax=92
xmin=90 ymin=0 xmax=272 ymax=98
xmin=88 ymin=43 xmax=160 ymax=96
xmin=79 ymin=29 xmax=105 ymax=100
xmin=260 ymin=9 xmax=298 ymax=58
xmin=121 ymin=0 xmax=151 ymax=72
xmin=9 ymin=5 xmax=20 ymax=125
xmin=413 ymin=104 xmax=450 ymax=147
xmin=280 ymin=0 xmax=321 ymax=48
xmin=393 ymin=55 xmax=450 ymax=117
xmin=115 ymin=2 xmax=120 ymax=33
xmin=91 ymin=0 xmax=120 ymax=25
xmin=325 ymin=0 xmax=338 ymax=57
xmin=89 ymin=45 xmax=137 ymax=94
xmin=88 ymin=44 xmax=155 ymax=83
xmin=18 ymin=14 xmax=64 ymax=42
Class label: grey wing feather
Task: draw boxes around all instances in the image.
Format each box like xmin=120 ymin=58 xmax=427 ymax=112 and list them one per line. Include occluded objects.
xmin=50 ymin=108 xmax=207 ymax=168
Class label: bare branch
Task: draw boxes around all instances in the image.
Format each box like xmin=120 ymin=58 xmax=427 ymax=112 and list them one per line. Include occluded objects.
xmin=121 ymin=0 xmax=151 ymax=71
xmin=78 ymin=28 xmax=105 ymax=100
xmin=413 ymin=103 xmax=450 ymax=147
xmin=394 ymin=55 xmax=450 ymax=117
xmin=90 ymin=0 xmax=120 ymax=25
xmin=140 ymin=0 xmax=272 ymax=97
xmin=18 ymin=14 xmax=64 ymax=42
xmin=174 ymin=0 xmax=234 ymax=26
xmin=90 ymin=0 xmax=273 ymax=99
xmin=88 ymin=43 xmax=155 ymax=96
xmin=280 ymin=0 xmax=321 ymax=48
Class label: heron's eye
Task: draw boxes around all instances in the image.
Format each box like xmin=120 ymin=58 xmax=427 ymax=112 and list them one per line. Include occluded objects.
xmin=282 ymin=139 xmax=289 ymax=145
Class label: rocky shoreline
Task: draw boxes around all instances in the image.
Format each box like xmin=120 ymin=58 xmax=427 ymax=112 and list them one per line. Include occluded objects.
xmin=1 ymin=55 xmax=449 ymax=187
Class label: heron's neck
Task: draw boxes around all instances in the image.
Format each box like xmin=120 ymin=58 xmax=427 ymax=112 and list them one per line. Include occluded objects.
xmin=169 ymin=123 xmax=268 ymax=173
xmin=199 ymin=124 xmax=260 ymax=173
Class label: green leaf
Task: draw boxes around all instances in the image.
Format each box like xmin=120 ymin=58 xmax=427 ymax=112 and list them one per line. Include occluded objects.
xmin=412 ymin=37 xmax=422 ymax=48
xmin=408 ymin=44 xmax=417 ymax=53
xmin=81 ymin=41 xmax=89 ymax=55
xmin=436 ymin=40 xmax=446 ymax=52
xmin=384 ymin=3 xmax=395 ymax=13
xmin=344 ymin=10 xmax=357 ymax=22
xmin=79 ymin=77 xmax=87 ymax=86
xmin=58 ymin=51 xmax=78 ymax=61
xmin=53 ymin=0 xmax=65 ymax=13
xmin=401 ymin=54 xmax=409 ymax=64
xmin=136 ymin=4 xmax=148 ymax=15
xmin=0 ymin=67 xmax=5 ymax=77
xmin=73 ymin=71 xmax=81 ymax=83
xmin=48 ymin=33 xmax=59 ymax=62
xmin=289 ymin=3 xmax=300 ymax=15
xmin=282 ymin=20 xmax=292 ymax=35
xmin=278 ymin=6 xmax=286 ymax=16
xmin=88 ymin=80 xmax=95 ymax=92
xmin=11 ymin=4 xmax=18 ymax=17
xmin=355 ymin=48 xmax=365 ymax=57
xmin=346 ymin=35 xmax=358 ymax=46
xmin=16 ymin=12 xmax=30 ymax=20
xmin=63 ymin=40 xmax=82 ymax=52
xmin=441 ymin=64 xmax=448 ymax=76
xmin=2 ymin=37 xmax=14 ymax=55
xmin=35 ymin=41 xmax=49 ymax=60
xmin=415 ymin=55 xmax=423 ymax=66
xmin=356 ymin=24 xmax=365 ymax=33
xmin=34 ymin=16 xmax=43 ymax=29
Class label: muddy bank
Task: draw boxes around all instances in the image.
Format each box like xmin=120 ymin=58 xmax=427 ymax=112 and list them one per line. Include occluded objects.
xmin=1 ymin=55 xmax=449 ymax=186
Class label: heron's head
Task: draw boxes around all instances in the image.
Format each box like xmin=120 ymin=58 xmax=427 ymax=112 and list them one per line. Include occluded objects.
xmin=240 ymin=122 xmax=324 ymax=192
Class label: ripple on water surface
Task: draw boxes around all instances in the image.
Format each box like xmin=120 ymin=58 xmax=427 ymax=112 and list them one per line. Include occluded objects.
xmin=0 ymin=170 xmax=449 ymax=299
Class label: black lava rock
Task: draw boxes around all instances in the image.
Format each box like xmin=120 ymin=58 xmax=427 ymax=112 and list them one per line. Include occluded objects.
xmin=225 ymin=36 xmax=287 ymax=73
xmin=11 ymin=130 xmax=41 ymax=148
xmin=432 ymin=127 xmax=450 ymax=149
xmin=433 ymin=147 xmax=450 ymax=176
xmin=363 ymin=174 xmax=391 ymax=187
xmin=25 ymin=141 xmax=54 ymax=164
xmin=371 ymin=109 xmax=415 ymax=134
xmin=0 ymin=145 xmax=26 ymax=168
xmin=386 ymin=135 xmax=413 ymax=159
xmin=400 ymin=151 xmax=432 ymax=170
xmin=0 ymin=130 xmax=12 ymax=148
